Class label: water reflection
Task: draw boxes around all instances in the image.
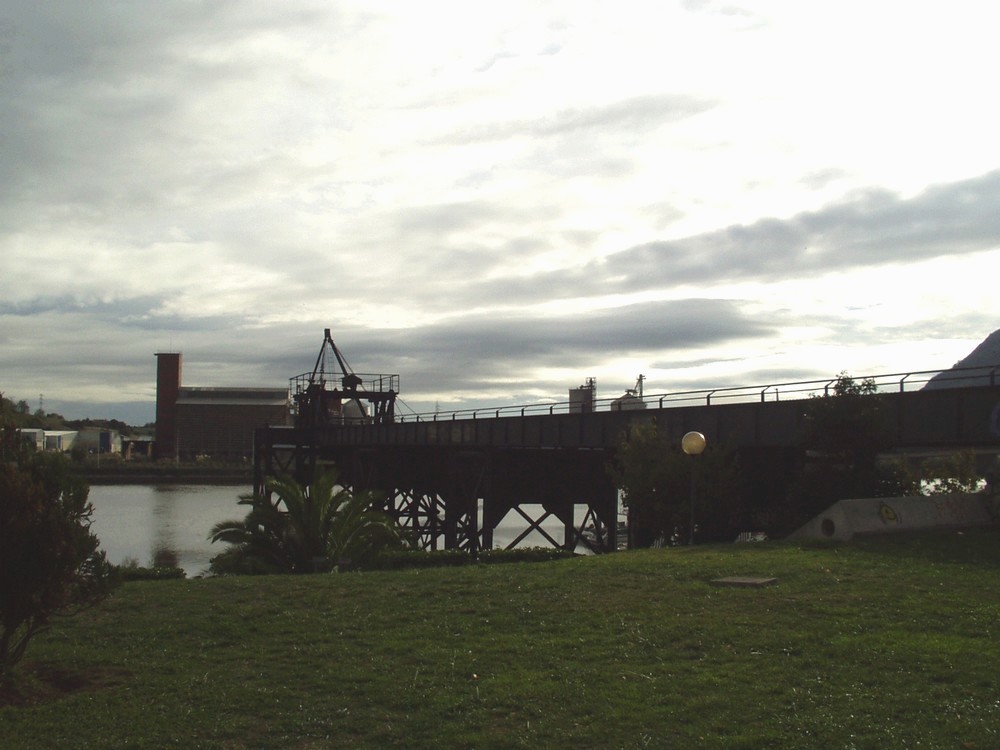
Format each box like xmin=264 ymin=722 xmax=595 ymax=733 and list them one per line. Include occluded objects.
xmin=152 ymin=490 xmax=177 ymax=563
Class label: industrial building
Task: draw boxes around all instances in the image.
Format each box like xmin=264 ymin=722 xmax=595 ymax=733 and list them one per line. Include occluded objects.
xmin=16 ymin=427 xmax=122 ymax=455
xmin=18 ymin=428 xmax=77 ymax=452
xmin=153 ymin=352 xmax=290 ymax=460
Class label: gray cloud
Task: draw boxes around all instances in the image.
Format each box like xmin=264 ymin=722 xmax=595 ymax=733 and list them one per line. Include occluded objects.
xmin=434 ymin=93 xmax=715 ymax=146
xmin=1 ymin=3 xmax=997 ymax=422
xmin=293 ymin=298 xmax=774 ymax=402
xmin=458 ymin=170 xmax=1000 ymax=306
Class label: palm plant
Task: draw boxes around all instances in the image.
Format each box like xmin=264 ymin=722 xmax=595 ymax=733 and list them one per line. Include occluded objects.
xmin=209 ymin=469 xmax=403 ymax=574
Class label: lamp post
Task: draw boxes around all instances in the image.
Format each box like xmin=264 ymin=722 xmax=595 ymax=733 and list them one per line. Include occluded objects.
xmin=681 ymin=431 xmax=706 ymax=545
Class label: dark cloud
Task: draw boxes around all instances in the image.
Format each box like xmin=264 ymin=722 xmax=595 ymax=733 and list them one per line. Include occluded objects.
xmin=458 ymin=169 xmax=1000 ymax=306
xmin=84 ymin=296 xmax=762 ymax=403
xmin=0 ymin=295 xmax=161 ymax=323
xmin=289 ymin=298 xmax=774 ymax=402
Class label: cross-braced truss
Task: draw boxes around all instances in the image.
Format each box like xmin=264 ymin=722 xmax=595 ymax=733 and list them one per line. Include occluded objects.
xmin=253 ymin=428 xmax=619 ymax=554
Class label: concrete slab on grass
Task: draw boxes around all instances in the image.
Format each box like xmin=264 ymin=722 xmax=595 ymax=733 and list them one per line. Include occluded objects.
xmin=789 ymin=493 xmax=998 ymax=542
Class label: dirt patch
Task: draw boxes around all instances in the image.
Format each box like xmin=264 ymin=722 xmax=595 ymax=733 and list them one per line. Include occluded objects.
xmin=0 ymin=662 xmax=129 ymax=707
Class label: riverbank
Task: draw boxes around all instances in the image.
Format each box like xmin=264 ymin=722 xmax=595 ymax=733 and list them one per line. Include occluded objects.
xmin=77 ymin=463 xmax=252 ymax=485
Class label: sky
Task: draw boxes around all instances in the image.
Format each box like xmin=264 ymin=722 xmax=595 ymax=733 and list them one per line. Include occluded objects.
xmin=2 ymin=1 xmax=999 ymax=425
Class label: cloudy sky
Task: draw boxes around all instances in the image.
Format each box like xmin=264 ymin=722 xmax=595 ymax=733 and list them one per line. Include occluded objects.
xmin=2 ymin=1 xmax=999 ymax=424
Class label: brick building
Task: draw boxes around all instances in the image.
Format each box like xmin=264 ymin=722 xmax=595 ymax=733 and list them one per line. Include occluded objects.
xmin=153 ymin=352 xmax=289 ymax=460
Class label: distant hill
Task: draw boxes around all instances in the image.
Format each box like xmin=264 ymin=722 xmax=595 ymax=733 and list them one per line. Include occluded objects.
xmin=922 ymin=328 xmax=1000 ymax=390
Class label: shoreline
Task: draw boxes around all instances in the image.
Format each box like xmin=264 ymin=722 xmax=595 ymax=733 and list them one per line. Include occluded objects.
xmin=78 ymin=465 xmax=253 ymax=486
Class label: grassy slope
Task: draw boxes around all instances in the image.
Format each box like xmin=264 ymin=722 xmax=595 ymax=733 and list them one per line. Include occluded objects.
xmin=2 ymin=530 xmax=999 ymax=749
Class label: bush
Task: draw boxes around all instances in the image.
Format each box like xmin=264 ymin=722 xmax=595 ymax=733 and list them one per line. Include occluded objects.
xmin=478 ymin=547 xmax=576 ymax=564
xmin=609 ymin=422 xmax=743 ymax=545
xmin=370 ymin=546 xmax=576 ymax=571
xmin=209 ymin=471 xmax=405 ymax=575
xmin=373 ymin=549 xmax=473 ymax=570
xmin=0 ymin=444 xmax=116 ymax=678
xmin=919 ymin=450 xmax=985 ymax=495
xmin=780 ymin=373 xmax=914 ymax=533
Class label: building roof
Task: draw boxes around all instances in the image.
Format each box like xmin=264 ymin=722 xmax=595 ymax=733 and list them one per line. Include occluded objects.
xmin=176 ymin=386 xmax=289 ymax=407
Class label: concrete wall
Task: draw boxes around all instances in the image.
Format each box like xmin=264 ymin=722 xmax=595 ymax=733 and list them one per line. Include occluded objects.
xmin=789 ymin=493 xmax=1000 ymax=542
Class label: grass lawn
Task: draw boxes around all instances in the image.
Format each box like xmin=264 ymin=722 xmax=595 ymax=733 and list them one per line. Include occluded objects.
xmin=2 ymin=529 xmax=999 ymax=749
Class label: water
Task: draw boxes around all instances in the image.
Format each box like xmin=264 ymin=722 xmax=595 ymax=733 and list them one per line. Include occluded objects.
xmin=88 ymin=484 xmax=586 ymax=577
xmin=89 ymin=485 xmax=248 ymax=578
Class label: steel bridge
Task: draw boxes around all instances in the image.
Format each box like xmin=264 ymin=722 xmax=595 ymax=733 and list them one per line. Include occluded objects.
xmin=254 ymin=364 xmax=1000 ymax=553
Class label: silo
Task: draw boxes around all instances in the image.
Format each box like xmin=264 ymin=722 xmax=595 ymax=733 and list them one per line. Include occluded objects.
xmin=611 ymin=393 xmax=646 ymax=411
xmin=569 ymin=377 xmax=596 ymax=413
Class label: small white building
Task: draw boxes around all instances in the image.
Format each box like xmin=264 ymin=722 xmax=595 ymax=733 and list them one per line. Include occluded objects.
xmin=43 ymin=430 xmax=78 ymax=452
xmin=18 ymin=428 xmax=45 ymax=451
xmin=16 ymin=428 xmax=80 ymax=453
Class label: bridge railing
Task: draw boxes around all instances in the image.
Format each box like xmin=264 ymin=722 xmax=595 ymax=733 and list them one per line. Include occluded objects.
xmin=395 ymin=363 xmax=999 ymax=423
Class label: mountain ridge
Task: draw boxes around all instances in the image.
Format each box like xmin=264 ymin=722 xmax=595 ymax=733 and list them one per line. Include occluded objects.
xmin=923 ymin=328 xmax=1000 ymax=389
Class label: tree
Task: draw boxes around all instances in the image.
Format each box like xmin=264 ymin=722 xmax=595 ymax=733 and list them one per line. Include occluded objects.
xmin=209 ymin=469 xmax=404 ymax=574
xmin=610 ymin=422 xmax=742 ymax=546
xmin=919 ymin=450 xmax=984 ymax=495
xmin=0 ymin=438 xmax=115 ymax=679
xmin=786 ymin=372 xmax=914 ymax=529
xmin=803 ymin=373 xmax=885 ymax=465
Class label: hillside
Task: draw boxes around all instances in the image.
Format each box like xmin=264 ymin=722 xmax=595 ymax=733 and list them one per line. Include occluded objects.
xmin=922 ymin=327 xmax=1000 ymax=389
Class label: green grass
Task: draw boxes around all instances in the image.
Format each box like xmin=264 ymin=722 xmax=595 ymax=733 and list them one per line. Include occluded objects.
xmin=3 ymin=530 xmax=999 ymax=749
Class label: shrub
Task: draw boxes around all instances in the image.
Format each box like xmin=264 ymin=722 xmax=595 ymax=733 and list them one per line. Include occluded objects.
xmin=919 ymin=450 xmax=984 ymax=495
xmin=609 ymin=422 xmax=743 ymax=545
xmin=209 ymin=470 xmax=405 ymax=575
xmin=477 ymin=547 xmax=576 ymax=564
xmin=0 ymin=446 xmax=116 ymax=678
xmin=370 ymin=546 xmax=576 ymax=571
xmin=781 ymin=372 xmax=914 ymax=533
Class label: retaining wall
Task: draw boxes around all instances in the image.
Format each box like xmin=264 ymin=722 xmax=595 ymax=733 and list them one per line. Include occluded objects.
xmin=789 ymin=493 xmax=999 ymax=542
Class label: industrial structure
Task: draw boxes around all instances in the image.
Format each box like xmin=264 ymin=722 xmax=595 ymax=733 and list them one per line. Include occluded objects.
xmin=290 ymin=329 xmax=398 ymax=429
xmin=253 ymin=334 xmax=1000 ymax=554
xmin=146 ymin=329 xmax=999 ymax=553
xmin=153 ymin=352 xmax=289 ymax=460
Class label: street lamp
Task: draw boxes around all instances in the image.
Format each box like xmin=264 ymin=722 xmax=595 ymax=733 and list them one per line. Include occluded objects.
xmin=681 ymin=431 xmax=706 ymax=545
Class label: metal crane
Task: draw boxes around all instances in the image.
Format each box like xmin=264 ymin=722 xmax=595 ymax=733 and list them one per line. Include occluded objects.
xmin=290 ymin=329 xmax=398 ymax=428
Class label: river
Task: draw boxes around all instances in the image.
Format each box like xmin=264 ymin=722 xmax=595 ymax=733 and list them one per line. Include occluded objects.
xmin=88 ymin=484 xmax=581 ymax=577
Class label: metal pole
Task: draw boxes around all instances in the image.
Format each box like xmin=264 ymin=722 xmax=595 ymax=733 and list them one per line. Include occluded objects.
xmin=688 ymin=460 xmax=697 ymax=545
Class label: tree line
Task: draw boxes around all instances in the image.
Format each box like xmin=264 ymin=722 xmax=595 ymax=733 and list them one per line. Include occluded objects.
xmin=0 ymin=392 xmax=147 ymax=436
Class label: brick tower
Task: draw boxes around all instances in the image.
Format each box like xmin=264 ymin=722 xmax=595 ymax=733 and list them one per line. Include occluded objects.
xmin=153 ymin=352 xmax=182 ymax=460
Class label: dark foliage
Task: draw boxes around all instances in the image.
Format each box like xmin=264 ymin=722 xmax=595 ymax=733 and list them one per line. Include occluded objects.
xmin=780 ymin=372 xmax=915 ymax=533
xmin=0 ymin=435 xmax=116 ymax=678
xmin=373 ymin=547 xmax=575 ymax=570
xmin=610 ymin=422 xmax=744 ymax=546
xmin=209 ymin=470 xmax=405 ymax=575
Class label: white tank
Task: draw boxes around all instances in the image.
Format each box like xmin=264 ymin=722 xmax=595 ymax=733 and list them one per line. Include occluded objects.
xmin=341 ymin=399 xmax=368 ymax=424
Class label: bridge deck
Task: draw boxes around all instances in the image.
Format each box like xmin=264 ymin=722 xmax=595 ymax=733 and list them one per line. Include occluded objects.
xmin=255 ymin=381 xmax=1000 ymax=554
xmin=280 ymin=384 xmax=1000 ymax=451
